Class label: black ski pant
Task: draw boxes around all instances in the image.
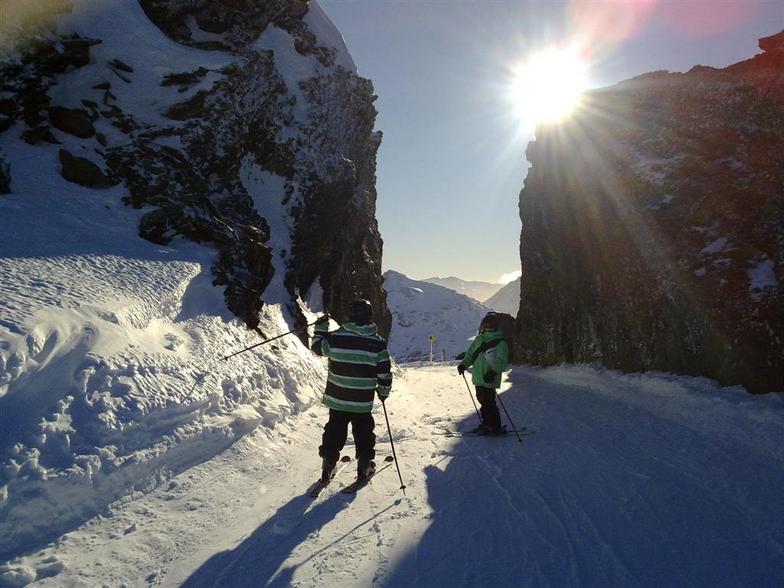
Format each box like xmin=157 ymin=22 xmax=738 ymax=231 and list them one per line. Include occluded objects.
xmin=476 ymin=386 xmax=502 ymax=429
xmin=319 ymin=409 xmax=375 ymax=465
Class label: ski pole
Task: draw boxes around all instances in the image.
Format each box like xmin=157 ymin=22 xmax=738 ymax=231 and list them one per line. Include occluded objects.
xmin=495 ymin=390 xmax=523 ymax=447
xmin=221 ymin=316 xmax=327 ymax=361
xmin=461 ymin=372 xmax=483 ymax=424
xmin=381 ymin=399 xmax=406 ymax=496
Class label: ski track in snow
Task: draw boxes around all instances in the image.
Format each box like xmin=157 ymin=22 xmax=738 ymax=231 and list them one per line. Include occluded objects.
xmin=8 ymin=364 xmax=783 ymax=588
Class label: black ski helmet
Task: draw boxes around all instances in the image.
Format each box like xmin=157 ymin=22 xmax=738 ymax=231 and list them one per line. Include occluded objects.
xmin=348 ymin=299 xmax=373 ymax=325
xmin=480 ymin=312 xmax=499 ymax=332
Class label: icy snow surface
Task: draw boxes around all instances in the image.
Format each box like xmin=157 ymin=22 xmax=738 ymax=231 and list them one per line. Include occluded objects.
xmin=3 ymin=364 xmax=783 ymax=587
xmin=304 ymin=0 xmax=356 ymax=73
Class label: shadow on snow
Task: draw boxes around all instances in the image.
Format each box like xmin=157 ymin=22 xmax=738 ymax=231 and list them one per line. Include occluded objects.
xmin=183 ymin=489 xmax=393 ymax=588
xmin=383 ymin=368 xmax=784 ymax=588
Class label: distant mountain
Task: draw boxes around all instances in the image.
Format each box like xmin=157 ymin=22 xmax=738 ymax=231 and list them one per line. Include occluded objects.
xmin=422 ymin=276 xmax=502 ymax=303
xmin=485 ymin=277 xmax=520 ymax=316
xmin=384 ymin=271 xmax=490 ymax=362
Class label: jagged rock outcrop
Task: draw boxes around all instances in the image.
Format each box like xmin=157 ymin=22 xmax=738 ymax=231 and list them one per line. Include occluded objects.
xmin=59 ymin=148 xmax=116 ymax=187
xmin=139 ymin=0 xmax=312 ymax=55
xmin=516 ymin=31 xmax=784 ymax=392
xmin=0 ymin=149 xmax=9 ymax=193
xmin=0 ymin=0 xmax=390 ymax=334
xmin=49 ymin=105 xmax=96 ymax=138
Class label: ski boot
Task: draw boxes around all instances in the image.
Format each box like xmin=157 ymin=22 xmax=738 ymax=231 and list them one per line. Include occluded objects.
xmin=483 ymin=425 xmax=507 ymax=436
xmin=357 ymin=459 xmax=376 ymax=481
xmin=321 ymin=458 xmax=337 ymax=484
xmin=470 ymin=423 xmax=489 ymax=435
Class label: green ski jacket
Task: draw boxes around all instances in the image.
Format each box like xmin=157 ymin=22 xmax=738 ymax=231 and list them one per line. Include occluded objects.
xmin=458 ymin=329 xmax=508 ymax=388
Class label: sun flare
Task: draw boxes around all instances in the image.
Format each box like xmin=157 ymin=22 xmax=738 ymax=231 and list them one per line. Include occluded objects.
xmin=511 ymin=47 xmax=588 ymax=126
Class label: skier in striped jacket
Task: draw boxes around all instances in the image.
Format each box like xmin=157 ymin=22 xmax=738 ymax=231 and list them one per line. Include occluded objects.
xmin=310 ymin=299 xmax=392 ymax=483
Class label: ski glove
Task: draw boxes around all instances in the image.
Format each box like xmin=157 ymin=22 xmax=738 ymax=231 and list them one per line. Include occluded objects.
xmin=485 ymin=369 xmax=497 ymax=382
xmin=457 ymin=364 xmax=466 ymax=375
xmin=377 ymin=391 xmax=388 ymax=403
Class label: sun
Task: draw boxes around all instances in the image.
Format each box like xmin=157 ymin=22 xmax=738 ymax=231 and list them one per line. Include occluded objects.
xmin=510 ymin=47 xmax=589 ymax=126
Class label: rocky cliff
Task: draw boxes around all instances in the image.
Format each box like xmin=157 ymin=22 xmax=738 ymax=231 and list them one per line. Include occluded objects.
xmin=0 ymin=0 xmax=390 ymax=336
xmin=516 ymin=31 xmax=784 ymax=392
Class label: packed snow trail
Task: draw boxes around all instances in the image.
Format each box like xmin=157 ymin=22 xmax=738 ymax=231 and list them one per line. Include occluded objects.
xmin=13 ymin=364 xmax=784 ymax=587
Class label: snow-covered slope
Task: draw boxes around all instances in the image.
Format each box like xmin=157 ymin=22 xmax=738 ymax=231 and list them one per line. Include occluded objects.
xmin=0 ymin=0 xmax=383 ymax=562
xmin=384 ymin=271 xmax=489 ymax=362
xmin=484 ymin=276 xmax=520 ymax=316
xmin=422 ymin=276 xmax=502 ymax=303
xmin=0 ymin=133 xmax=332 ymax=562
xmin=3 ymin=364 xmax=783 ymax=586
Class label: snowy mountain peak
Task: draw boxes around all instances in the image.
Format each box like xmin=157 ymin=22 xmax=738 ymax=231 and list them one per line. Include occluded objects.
xmin=384 ymin=270 xmax=490 ymax=362
xmin=421 ymin=275 xmax=502 ymax=303
xmin=484 ymin=276 xmax=520 ymax=316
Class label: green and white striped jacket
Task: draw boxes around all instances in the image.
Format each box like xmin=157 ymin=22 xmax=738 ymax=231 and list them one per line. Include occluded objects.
xmin=310 ymin=320 xmax=393 ymax=413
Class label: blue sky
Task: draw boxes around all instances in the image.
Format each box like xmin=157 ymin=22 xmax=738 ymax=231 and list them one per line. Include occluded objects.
xmin=320 ymin=0 xmax=783 ymax=283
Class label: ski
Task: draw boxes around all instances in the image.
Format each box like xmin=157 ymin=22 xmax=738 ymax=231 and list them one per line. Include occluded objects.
xmin=340 ymin=456 xmax=395 ymax=494
xmin=308 ymin=455 xmax=352 ymax=498
xmin=439 ymin=428 xmax=535 ymax=438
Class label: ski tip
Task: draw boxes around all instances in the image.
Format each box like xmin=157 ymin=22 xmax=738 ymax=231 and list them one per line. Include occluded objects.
xmin=384 ymin=455 xmax=394 ymax=462
xmin=340 ymin=455 xmax=352 ymax=462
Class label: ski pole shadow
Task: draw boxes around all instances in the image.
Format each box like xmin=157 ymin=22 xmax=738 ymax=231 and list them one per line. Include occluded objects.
xmin=382 ymin=378 xmax=541 ymax=587
xmin=381 ymin=459 xmax=536 ymax=587
xmin=182 ymin=490 xmax=357 ymax=588
xmin=271 ymin=499 xmax=400 ymax=588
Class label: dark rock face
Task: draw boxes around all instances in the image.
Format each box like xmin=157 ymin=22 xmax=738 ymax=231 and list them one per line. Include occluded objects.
xmin=515 ymin=32 xmax=784 ymax=392
xmin=138 ymin=0 xmax=328 ymax=63
xmin=1 ymin=1 xmax=390 ymax=334
xmin=0 ymin=149 xmax=10 ymax=194
xmin=287 ymin=71 xmax=391 ymax=334
xmin=59 ymin=148 xmax=116 ymax=188
xmin=49 ymin=106 xmax=96 ymax=138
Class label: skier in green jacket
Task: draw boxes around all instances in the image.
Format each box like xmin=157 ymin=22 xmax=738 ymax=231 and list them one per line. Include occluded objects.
xmin=457 ymin=312 xmax=509 ymax=435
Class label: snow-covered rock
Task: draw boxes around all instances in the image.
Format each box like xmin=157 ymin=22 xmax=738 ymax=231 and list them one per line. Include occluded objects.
xmin=517 ymin=30 xmax=784 ymax=392
xmin=384 ymin=270 xmax=489 ymax=362
xmin=0 ymin=0 xmax=389 ymax=334
xmin=422 ymin=276 xmax=502 ymax=303
xmin=0 ymin=0 xmax=386 ymax=560
xmin=484 ymin=276 xmax=520 ymax=316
